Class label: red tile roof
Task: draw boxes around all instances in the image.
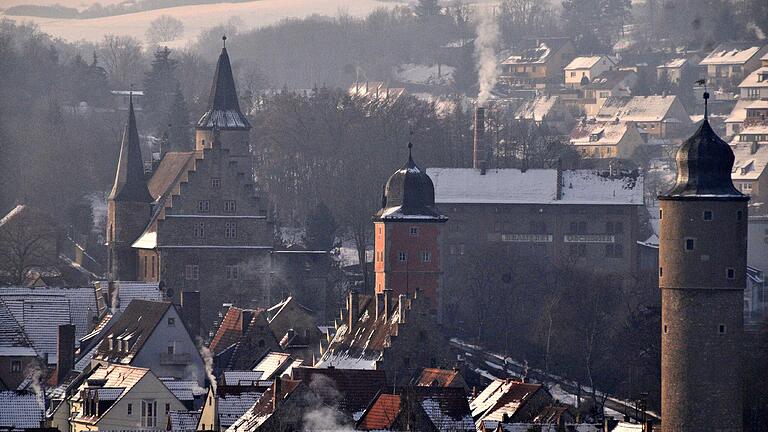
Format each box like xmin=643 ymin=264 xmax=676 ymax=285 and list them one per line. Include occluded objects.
xmin=209 ymin=306 xmax=247 ymax=354
xmin=357 ymin=393 xmax=402 ymax=430
xmin=290 ymin=367 xmax=388 ymax=414
xmin=417 ymin=368 xmax=462 ymax=388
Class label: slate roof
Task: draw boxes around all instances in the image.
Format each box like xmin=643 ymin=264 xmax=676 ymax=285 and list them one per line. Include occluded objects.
xmin=197 ymin=45 xmax=251 ymax=130
xmin=0 ymin=391 xmax=44 ymax=429
xmin=226 ymin=379 xmax=304 ymax=431
xmin=0 ymin=286 xmax=99 ymax=342
xmin=111 ymin=281 xmax=164 ymax=312
xmin=1 ymin=296 xmax=71 ymax=364
xmin=0 ymin=300 xmax=37 ymax=358
xmin=108 ymin=96 xmax=153 ymax=203
xmin=375 ymin=148 xmax=447 ymax=221
xmin=94 ymin=300 xmax=172 ymax=364
xmin=160 ymin=378 xmax=206 ymax=402
xmin=168 ymin=410 xmax=201 ymax=432
xmin=663 ymin=120 xmax=747 ymax=198
xmin=412 ymin=386 xmax=475 ymax=431
xmin=290 ymin=366 xmax=388 ymax=415
xmin=219 ymin=391 xmax=265 ymax=429
xmin=222 ymin=371 xmax=265 ymax=386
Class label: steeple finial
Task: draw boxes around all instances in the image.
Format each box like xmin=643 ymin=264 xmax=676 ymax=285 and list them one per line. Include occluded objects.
xmin=222 ymin=35 xmax=227 ymax=48
xmin=703 ymin=90 xmax=710 ymax=121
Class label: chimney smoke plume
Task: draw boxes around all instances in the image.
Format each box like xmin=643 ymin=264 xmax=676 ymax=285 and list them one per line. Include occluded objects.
xmin=475 ymin=5 xmax=500 ymax=106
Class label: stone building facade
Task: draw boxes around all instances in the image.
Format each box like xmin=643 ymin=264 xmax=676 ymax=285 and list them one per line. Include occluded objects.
xmin=659 ymin=105 xmax=748 ymax=432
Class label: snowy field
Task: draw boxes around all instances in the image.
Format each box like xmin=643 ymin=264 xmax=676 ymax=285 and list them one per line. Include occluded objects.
xmin=1 ymin=0 xmax=404 ymax=45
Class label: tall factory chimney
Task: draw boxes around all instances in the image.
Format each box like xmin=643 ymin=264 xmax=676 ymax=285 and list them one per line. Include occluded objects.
xmin=473 ymin=107 xmax=487 ymax=174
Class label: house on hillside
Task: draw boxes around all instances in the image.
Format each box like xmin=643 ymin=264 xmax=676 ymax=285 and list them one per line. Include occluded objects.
xmin=512 ymin=95 xmax=573 ymax=134
xmin=564 ymin=56 xmax=614 ymax=88
xmin=700 ymin=43 xmax=768 ymax=90
xmin=731 ymin=136 xmax=768 ymax=213
xmin=580 ymin=70 xmax=638 ymax=116
xmin=500 ymin=38 xmax=575 ymax=88
xmin=91 ymin=300 xmax=206 ymax=385
xmin=738 ymin=54 xmax=768 ymax=100
xmin=570 ymin=121 xmax=644 ymax=159
xmin=595 ymin=95 xmax=692 ymax=139
xmin=657 ymin=58 xmax=691 ymax=83
xmin=470 ymin=379 xmax=554 ymax=427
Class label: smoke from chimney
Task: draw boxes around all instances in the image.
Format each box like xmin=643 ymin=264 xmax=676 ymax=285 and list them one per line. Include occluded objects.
xmin=473 ymin=107 xmax=487 ymax=174
xmin=475 ymin=6 xmax=500 ymax=106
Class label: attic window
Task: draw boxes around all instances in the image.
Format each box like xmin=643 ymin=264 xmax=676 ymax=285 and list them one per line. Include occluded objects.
xmin=703 ymin=211 xmax=713 ymax=221
xmin=10 ymin=360 xmax=21 ymax=373
xmin=167 ymin=317 xmax=175 ymax=327
xmin=726 ymin=268 xmax=736 ymax=280
xmin=410 ymin=227 xmax=419 ymax=236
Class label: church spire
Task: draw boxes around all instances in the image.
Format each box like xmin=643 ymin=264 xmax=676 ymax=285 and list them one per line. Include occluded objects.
xmin=109 ymin=95 xmax=153 ymax=202
xmin=196 ymin=36 xmax=250 ymax=130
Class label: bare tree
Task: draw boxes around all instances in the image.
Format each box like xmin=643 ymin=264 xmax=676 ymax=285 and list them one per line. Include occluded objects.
xmin=145 ymin=15 xmax=184 ymax=44
xmin=0 ymin=207 xmax=59 ymax=285
xmin=98 ymin=35 xmax=144 ymax=87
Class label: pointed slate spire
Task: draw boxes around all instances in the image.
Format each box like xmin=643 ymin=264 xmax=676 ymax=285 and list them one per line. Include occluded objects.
xmin=196 ymin=36 xmax=251 ymax=130
xmin=109 ymin=95 xmax=153 ymax=202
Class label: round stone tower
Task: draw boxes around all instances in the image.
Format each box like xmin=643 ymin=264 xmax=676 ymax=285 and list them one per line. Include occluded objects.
xmin=659 ymin=104 xmax=748 ymax=431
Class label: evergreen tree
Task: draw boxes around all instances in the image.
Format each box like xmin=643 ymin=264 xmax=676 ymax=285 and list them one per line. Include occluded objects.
xmin=165 ymin=84 xmax=192 ymax=153
xmin=143 ymin=46 xmax=179 ymax=119
xmin=415 ymin=0 xmax=441 ymax=20
xmin=304 ymin=202 xmax=338 ymax=251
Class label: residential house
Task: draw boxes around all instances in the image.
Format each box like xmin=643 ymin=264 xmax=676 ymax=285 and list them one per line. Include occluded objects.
xmin=730 ymin=136 xmax=768 ymax=212
xmin=595 ymin=95 xmax=692 ymax=139
xmin=55 ymin=364 xmax=185 ymax=432
xmin=727 ymin=99 xmax=768 ymax=138
xmin=700 ymin=43 xmax=768 ymax=90
xmin=252 ymin=352 xmax=303 ymax=380
xmin=564 ymin=56 xmax=614 ymax=88
xmin=500 ymin=38 xmax=575 ymax=88
xmin=316 ymin=290 xmax=454 ymax=384
xmin=580 ymin=70 xmax=638 ymax=116
xmin=224 ymin=378 xmax=309 ymax=431
xmin=208 ymin=306 xmax=280 ymax=372
xmin=416 ymin=368 xmax=469 ymax=391
xmin=265 ymin=297 xmax=323 ymax=362
xmin=0 ymin=391 xmax=44 ymax=429
xmin=738 ymin=54 xmax=768 ymax=99
xmin=0 ymin=301 xmax=41 ymax=390
xmin=349 ymin=81 xmax=406 ymax=104
xmin=657 ymin=58 xmax=690 ymax=83
xmin=92 ymin=300 xmax=206 ymax=385
xmin=569 ymin=121 xmax=645 ymax=159
xmin=470 ymin=379 xmax=554 ymax=427
xmin=512 ymin=95 xmax=573 ymax=134
xmin=356 ymin=387 xmax=475 ymax=432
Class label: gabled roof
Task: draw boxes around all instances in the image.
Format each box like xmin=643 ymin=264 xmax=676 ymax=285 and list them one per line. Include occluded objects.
xmin=570 ymin=122 xmax=637 ymax=146
xmin=700 ymin=43 xmax=764 ymax=65
xmin=411 ymin=386 xmax=474 ymax=431
xmin=738 ymin=66 xmax=768 ymax=89
xmin=513 ymin=96 xmax=561 ymax=122
xmin=94 ymin=300 xmax=172 ymax=364
xmin=470 ymin=379 xmax=548 ymax=423
xmin=197 ymin=44 xmax=250 ymax=130
xmin=0 ymin=300 xmax=37 ymax=358
xmin=564 ymin=56 xmax=608 ymax=70
xmin=160 ymin=378 xmax=207 ymax=402
xmin=290 ymin=366 xmax=388 ymax=415
xmin=147 ymin=151 xmax=196 ymax=200
xmin=582 ymin=70 xmax=636 ymax=91
xmin=657 ymin=58 xmax=688 ymax=69
xmin=226 ymin=379 xmax=304 ymax=431
xmin=357 ymin=387 xmax=474 ymax=432
xmin=70 ymin=364 xmax=153 ymax=422
xmin=111 ymin=281 xmax=164 ymax=312
xmin=596 ymin=95 xmax=685 ymax=123
xmin=108 ymin=97 xmax=153 ymax=203
xmin=732 ymin=142 xmax=768 ymax=181
xmin=168 ymin=410 xmax=201 ymax=432
xmin=210 ymin=306 xmax=250 ymax=354
xmin=219 ymin=390 xmax=265 ymax=429
xmin=416 ymin=368 xmax=465 ymax=388
xmin=357 ymin=393 xmax=402 ymax=430
xmin=253 ymin=352 xmax=300 ymax=379
xmin=1 ymin=296 xmax=71 ymax=364
xmin=0 ymin=391 xmax=44 ymax=428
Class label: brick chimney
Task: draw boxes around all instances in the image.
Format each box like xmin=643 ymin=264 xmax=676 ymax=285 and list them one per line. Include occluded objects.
xmin=57 ymin=324 xmax=75 ymax=384
xmin=383 ymin=288 xmax=393 ymax=321
xmin=473 ymin=107 xmax=487 ymax=175
xmin=272 ymin=377 xmax=282 ymax=412
xmin=398 ymin=294 xmax=407 ymax=324
xmin=180 ymin=291 xmax=201 ymax=340
xmin=348 ymin=290 xmax=359 ymax=331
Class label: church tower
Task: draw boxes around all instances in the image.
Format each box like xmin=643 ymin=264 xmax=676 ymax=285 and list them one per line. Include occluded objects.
xmin=659 ymin=94 xmax=748 ymax=432
xmin=374 ymin=144 xmax=447 ymax=318
xmin=195 ymin=36 xmax=252 ymax=175
xmin=107 ymin=95 xmax=153 ymax=281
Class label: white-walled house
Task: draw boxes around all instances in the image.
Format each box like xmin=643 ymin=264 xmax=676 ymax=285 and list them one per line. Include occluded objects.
xmin=564 ymin=56 xmax=614 ymax=88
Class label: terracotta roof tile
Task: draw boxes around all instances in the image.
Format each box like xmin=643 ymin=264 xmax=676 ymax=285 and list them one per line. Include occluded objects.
xmin=357 ymin=393 xmax=402 ymax=430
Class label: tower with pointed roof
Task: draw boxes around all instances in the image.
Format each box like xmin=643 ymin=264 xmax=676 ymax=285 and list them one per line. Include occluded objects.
xmin=107 ymin=96 xmax=153 ymax=281
xmin=373 ymin=144 xmax=447 ymax=318
xmin=659 ymin=93 xmax=748 ymax=432
xmin=195 ymin=36 xmax=252 ymax=175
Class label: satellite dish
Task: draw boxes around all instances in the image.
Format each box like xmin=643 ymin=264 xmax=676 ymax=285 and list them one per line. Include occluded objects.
xmin=165 ymin=287 xmax=175 ymax=299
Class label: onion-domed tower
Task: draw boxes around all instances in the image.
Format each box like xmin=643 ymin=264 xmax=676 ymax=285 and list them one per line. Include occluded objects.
xmin=373 ymin=144 xmax=447 ymax=317
xmin=659 ymin=93 xmax=748 ymax=432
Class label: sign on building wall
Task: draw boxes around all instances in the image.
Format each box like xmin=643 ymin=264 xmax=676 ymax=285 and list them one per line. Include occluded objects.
xmin=563 ymin=234 xmax=615 ymax=243
xmin=500 ymin=234 xmax=554 ymax=243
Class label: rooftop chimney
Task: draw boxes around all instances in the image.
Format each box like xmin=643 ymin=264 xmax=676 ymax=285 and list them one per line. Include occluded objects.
xmin=473 ymin=107 xmax=487 ymax=175
xmin=272 ymin=377 xmax=281 ymax=412
xmin=57 ymin=324 xmax=76 ymax=384
xmin=348 ymin=290 xmax=359 ymax=331
xmin=398 ymin=294 xmax=407 ymax=324
xmin=383 ymin=288 xmax=393 ymax=321
xmin=180 ymin=290 xmax=201 ymax=340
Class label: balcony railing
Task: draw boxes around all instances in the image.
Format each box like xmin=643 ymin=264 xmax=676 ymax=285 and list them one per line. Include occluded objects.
xmin=160 ymin=352 xmax=192 ymax=365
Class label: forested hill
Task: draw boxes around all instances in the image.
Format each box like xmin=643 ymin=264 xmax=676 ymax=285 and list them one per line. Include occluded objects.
xmin=4 ymin=0 xmax=263 ymax=19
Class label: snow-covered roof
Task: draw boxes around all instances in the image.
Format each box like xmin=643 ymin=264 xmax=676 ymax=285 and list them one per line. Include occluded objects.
xmin=564 ymin=56 xmax=605 ymax=70
xmin=132 ymin=230 xmax=157 ymax=249
xmin=731 ymin=143 xmax=768 ymax=180
xmin=112 ymin=281 xmax=164 ymax=312
xmin=700 ymin=44 xmax=763 ymax=65
xmin=725 ymin=99 xmax=755 ymax=123
xmin=393 ymin=63 xmax=454 ymax=86
xmin=596 ymin=95 xmax=685 ymax=123
xmin=513 ymin=96 xmax=560 ymax=122
xmin=502 ymin=43 xmax=552 ymax=65
xmin=0 ymin=301 xmax=37 ymax=358
xmin=657 ymin=58 xmax=687 ymax=69
xmin=427 ymin=168 xmax=643 ymax=205
xmin=0 ymin=204 xmax=25 ymax=228
xmin=0 ymin=391 xmax=44 ymax=428
xmin=738 ymin=67 xmax=768 ymax=89
xmin=1 ymin=296 xmax=72 ymax=364
xmin=168 ymin=410 xmax=200 ymax=432
xmin=738 ymin=125 xmax=768 ymax=135
xmin=219 ymin=392 xmax=264 ymax=428
xmin=222 ymin=371 xmax=265 ymax=386
xmin=570 ymin=122 xmax=635 ymax=146
xmin=160 ymin=378 xmax=206 ymax=401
